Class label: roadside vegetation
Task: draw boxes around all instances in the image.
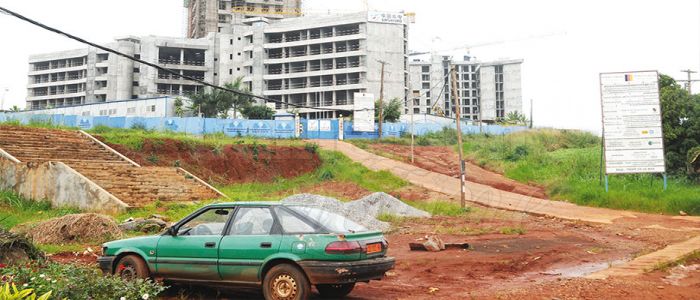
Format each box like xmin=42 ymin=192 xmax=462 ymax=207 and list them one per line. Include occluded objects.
xmin=350 ymin=128 xmax=700 ymax=215
xmin=347 ymin=75 xmax=700 ymax=215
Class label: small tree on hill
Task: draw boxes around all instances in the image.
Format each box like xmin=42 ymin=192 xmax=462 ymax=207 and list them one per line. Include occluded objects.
xmin=240 ymin=105 xmax=275 ymax=120
xmin=375 ymin=98 xmax=402 ymax=123
xmin=187 ymin=77 xmax=253 ymax=118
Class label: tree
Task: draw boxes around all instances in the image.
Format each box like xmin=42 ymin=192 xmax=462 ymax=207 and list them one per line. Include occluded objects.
xmin=240 ymin=105 xmax=275 ymax=120
xmin=659 ymin=74 xmax=700 ymax=176
xmin=9 ymin=105 xmax=19 ymax=112
xmin=375 ymin=98 xmax=402 ymax=123
xmin=187 ymin=77 xmax=253 ymax=118
xmin=173 ymin=97 xmax=185 ymax=117
xmin=499 ymin=111 xmax=529 ymax=126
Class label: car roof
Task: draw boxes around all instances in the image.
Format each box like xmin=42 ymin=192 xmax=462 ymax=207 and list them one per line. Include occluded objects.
xmin=207 ymin=202 xmax=281 ymax=208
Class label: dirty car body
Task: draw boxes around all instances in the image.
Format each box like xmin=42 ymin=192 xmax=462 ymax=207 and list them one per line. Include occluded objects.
xmin=98 ymin=202 xmax=394 ymax=299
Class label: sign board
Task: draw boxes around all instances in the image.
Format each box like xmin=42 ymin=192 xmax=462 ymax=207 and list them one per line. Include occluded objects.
xmin=319 ymin=120 xmax=331 ymax=132
xmin=353 ymin=93 xmax=375 ymax=132
xmin=600 ymin=71 xmax=666 ymax=174
xmin=368 ymin=11 xmax=404 ymax=25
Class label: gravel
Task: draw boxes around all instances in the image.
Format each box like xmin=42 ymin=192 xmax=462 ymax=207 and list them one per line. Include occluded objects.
xmin=281 ymin=192 xmax=431 ymax=232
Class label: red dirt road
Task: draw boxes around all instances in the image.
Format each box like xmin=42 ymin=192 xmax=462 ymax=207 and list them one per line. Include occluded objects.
xmin=367 ymin=144 xmax=548 ymax=199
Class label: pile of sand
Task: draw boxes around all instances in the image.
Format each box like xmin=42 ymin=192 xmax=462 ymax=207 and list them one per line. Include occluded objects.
xmin=24 ymin=213 xmax=122 ymax=244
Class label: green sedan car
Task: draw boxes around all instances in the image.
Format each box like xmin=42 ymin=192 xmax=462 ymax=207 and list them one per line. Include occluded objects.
xmin=98 ymin=202 xmax=395 ymax=300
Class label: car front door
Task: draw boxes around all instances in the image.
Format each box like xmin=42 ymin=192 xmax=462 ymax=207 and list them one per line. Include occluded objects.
xmin=218 ymin=207 xmax=282 ymax=283
xmin=156 ymin=207 xmax=234 ymax=280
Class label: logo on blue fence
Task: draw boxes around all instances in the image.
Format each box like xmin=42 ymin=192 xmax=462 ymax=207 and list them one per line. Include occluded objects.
xmin=275 ymin=121 xmax=293 ymax=134
xmin=225 ymin=121 xmax=247 ymax=135
xmin=251 ymin=121 xmax=271 ymax=134
xmin=78 ymin=118 xmax=91 ymax=129
xmin=165 ymin=119 xmax=179 ymax=131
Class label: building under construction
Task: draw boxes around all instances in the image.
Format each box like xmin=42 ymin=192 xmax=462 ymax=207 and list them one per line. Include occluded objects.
xmin=185 ymin=0 xmax=303 ymax=39
xmin=408 ymin=55 xmax=523 ymax=123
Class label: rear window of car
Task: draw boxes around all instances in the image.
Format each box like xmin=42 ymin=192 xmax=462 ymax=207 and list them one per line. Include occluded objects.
xmin=287 ymin=206 xmax=367 ymax=234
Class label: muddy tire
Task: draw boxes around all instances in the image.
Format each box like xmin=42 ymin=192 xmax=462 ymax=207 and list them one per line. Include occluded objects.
xmin=263 ymin=264 xmax=310 ymax=300
xmin=316 ymin=283 xmax=355 ymax=298
xmin=115 ymin=255 xmax=149 ymax=280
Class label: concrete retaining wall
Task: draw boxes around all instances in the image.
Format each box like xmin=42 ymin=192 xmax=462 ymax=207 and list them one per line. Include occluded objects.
xmin=0 ymin=156 xmax=128 ymax=213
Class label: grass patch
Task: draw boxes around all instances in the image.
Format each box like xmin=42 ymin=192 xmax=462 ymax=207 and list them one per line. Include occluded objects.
xmin=650 ymin=251 xmax=700 ymax=272
xmin=0 ymin=190 xmax=79 ymax=230
xmin=218 ymin=150 xmax=408 ymax=201
xmin=89 ymin=125 xmax=306 ymax=151
xmin=404 ymin=200 xmax=471 ymax=216
xmin=499 ymin=226 xmax=527 ymax=235
xmin=458 ymin=129 xmax=700 ymax=215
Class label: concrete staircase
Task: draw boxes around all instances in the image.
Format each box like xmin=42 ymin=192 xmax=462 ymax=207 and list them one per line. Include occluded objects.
xmin=0 ymin=125 xmax=223 ymax=208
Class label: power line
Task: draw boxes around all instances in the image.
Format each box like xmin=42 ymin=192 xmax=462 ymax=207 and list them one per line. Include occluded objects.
xmin=0 ymin=5 xmax=350 ymax=113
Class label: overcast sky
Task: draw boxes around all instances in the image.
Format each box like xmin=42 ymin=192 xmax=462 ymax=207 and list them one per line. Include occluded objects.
xmin=0 ymin=0 xmax=698 ymax=132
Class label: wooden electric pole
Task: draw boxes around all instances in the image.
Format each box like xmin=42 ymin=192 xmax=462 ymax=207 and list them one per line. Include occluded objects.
xmin=680 ymin=69 xmax=699 ymax=94
xmin=377 ymin=60 xmax=388 ymax=139
xmin=450 ymin=66 xmax=467 ymax=209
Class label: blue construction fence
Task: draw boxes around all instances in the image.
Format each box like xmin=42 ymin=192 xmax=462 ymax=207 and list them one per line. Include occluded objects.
xmin=0 ymin=112 xmax=527 ymax=140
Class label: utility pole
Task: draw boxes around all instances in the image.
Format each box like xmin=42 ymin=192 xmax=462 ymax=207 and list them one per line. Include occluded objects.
xmin=529 ymin=98 xmax=534 ymax=129
xmin=0 ymin=88 xmax=8 ymax=111
xmin=680 ymin=69 xmax=699 ymax=94
xmin=377 ymin=60 xmax=388 ymax=139
xmin=410 ymin=90 xmax=417 ymax=163
xmin=450 ymin=66 xmax=467 ymax=209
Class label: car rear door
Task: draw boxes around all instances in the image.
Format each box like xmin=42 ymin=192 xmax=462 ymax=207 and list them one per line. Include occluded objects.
xmin=156 ymin=207 xmax=234 ymax=280
xmin=218 ymin=206 xmax=282 ymax=283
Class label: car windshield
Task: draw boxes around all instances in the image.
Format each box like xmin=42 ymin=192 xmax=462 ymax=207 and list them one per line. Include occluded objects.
xmin=288 ymin=206 xmax=367 ymax=233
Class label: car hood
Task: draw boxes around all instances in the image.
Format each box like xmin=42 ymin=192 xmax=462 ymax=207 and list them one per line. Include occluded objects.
xmin=103 ymin=235 xmax=159 ymax=252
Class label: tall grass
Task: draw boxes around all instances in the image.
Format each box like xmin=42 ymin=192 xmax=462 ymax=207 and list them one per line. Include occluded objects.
xmin=0 ymin=190 xmax=79 ymax=229
xmin=461 ymin=130 xmax=700 ymax=215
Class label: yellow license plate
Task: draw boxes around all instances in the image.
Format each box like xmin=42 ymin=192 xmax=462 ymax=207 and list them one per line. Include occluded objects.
xmin=366 ymin=243 xmax=382 ymax=254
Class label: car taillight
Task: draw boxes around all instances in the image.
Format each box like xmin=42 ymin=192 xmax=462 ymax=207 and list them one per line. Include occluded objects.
xmin=325 ymin=241 xmax=362 ymax=255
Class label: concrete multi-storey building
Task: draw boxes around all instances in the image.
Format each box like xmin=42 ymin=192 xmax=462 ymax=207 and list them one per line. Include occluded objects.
xmin=218 ymin=12 xmax=408 ymax=118
xmin=27 ymin=35 xmax=216 ymax=111
xmin=408 ymin=55 xmax=523 ymax=122
xmin=185 ymin=0 xmax=303 ymax=38
xmin=27 ymin=10 xmax=408 ymax=119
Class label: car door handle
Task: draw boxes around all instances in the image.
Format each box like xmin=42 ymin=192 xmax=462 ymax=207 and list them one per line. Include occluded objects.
xmin=204 ymin=242 xmax=216 ymax=248
xmin=260 ymin=242 xmax=272 ymax=248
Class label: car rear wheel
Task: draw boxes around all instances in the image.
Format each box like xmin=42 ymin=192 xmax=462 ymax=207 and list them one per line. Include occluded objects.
xmin=115 ymin=255 xmax=149 ymax=280
xmin=316 ymin=283 xmax=356 ymax=298
xmin=263 ymin=264 xmax=310 ymax=300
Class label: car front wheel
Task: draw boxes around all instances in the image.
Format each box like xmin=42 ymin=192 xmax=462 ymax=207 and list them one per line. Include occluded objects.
xmin=263 ymin=264 xmax=310 ymax=300
xmin=316 ymin=283 xmax=356 ymax=298
xmin=115 ymin=255 xmax=149 ymax=280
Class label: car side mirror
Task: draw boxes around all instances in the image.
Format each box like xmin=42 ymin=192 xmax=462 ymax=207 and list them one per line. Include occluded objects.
xmin=166 ymin=226 xmax=178 ymax=236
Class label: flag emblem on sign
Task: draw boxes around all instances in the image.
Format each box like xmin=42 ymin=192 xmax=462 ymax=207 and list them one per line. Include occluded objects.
xmin=625 ymin=74 xmax=634 ymax=81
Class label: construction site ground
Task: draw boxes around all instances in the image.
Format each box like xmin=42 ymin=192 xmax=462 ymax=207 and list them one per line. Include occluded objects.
xmin=55 ymin=208 xmax=697 ymax=299
xmin=6 ymin=127 xmax=699 ymax=299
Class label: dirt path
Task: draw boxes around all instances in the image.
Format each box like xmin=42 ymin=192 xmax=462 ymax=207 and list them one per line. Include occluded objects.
xmin=316 ymin=140 xmax=633 ymax=224
xmin=315 ymin=139 xmax=700 ymax=283
xmin=367 ymin=144 xmax=547 ymax=199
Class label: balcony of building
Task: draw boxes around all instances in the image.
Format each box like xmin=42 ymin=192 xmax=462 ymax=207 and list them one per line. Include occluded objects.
xmin=29 ymin=57 xmax=87 ymax=75
xmin=158 ymin=47 xmax=207 ymax=69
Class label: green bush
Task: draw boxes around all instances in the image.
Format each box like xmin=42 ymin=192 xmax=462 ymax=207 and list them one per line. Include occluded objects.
xmin=1 ymin=262 xmax=165 ymax=300
xmin=0 ymin=283 xmax=51 ymax=300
